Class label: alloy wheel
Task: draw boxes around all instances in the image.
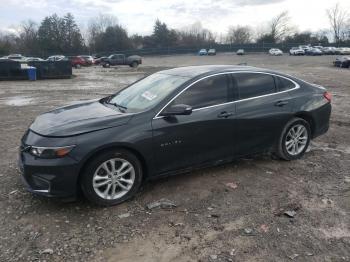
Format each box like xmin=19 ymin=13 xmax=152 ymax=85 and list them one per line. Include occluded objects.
xmin=285 ymin=124 xmax=308 ymax=156
xmin=92 ymin=158 xmax=135 ymax=200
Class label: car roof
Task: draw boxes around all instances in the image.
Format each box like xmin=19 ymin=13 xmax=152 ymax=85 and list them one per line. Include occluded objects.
xmin=158 ymin=65 xmax=277 ymax=78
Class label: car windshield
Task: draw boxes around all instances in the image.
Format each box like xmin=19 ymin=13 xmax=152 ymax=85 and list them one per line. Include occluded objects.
xmin=108 ymin=73 xmax=189 ymax=113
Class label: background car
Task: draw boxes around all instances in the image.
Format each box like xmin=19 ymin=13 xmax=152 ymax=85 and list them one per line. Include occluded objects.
xmin=236 ymin=49 xmax=245 ymax=55
xmin=67 ymin=56 xmax=88 ymax=68
xmin=198 ymin=49 xmax=207 ymax=56
xmin=289 ymin=47 xmax=305 ymax=56
xmin=322 ymin=47 xmax=337 ymax=55
xmin=79 ymin=55 xmax=94 ymax=65
xmin=207 ymin=49 xmax=216 ymax=55
xmin=333 ymin=56 xmax=350 ymax=68
xmin=7 ymin=54 xmax=26 ymax=61
xmin=305 ymin=48 xmax=323 ymax=56
xmin=336 ymin=47 xmax=350 ymax=55
xmin=100 ymin=54 xmax=142 ymax=68
xmin=269 ymin=48 xmax=283 ymax=56
xmin=93 ymin=56 xmax=107 ymax=65
xmin=47 ymin=55 xmax=67 ymax=61
xmin=299 ymin=45 xmax=312 ymax=53
xmin=25 ymin=57 xmax=44 ymax=62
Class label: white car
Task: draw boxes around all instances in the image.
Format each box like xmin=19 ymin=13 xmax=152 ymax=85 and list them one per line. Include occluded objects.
xmin=7 ymin=54 xmax=26 ymax=61
xmin=299 ymin=45 xmax=312 ymax=52
xmin=269 ymin=48 xmax=283 ymax=56
xmin=236 ymin=49 xmax=245 ymax=55
xmin=289 ymin=47 xmax=305 ymax=56
xmin=47 ymin=55 xmax=66 ymax=61
xmin=336 ymin=47 xmax=350 ymax=55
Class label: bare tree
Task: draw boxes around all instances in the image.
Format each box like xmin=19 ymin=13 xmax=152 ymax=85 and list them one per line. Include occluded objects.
xmin=269 ymin=11 xmax=294 ymax=42
xmin=87 ymin=14 xmax=118 ymax=50
xmin=227 ymin=25 xmax=252 ymax=44
xmin=17 ymin=20 xmax=39 ymax=55
xmin=326 ymin=3 xmax=348 ymax=44
xmin=177 ymin=22 xmax=216 ymax=46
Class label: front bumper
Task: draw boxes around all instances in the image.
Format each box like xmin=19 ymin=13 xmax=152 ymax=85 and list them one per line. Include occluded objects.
xmin=18 ymin=150 xmax=80 ymax=198
xmin=18 ymin=130 xmax=80 ymax=198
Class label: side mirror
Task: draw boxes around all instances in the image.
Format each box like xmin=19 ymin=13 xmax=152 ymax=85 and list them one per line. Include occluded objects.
xmin=161 ymin=104 xmax=192 ymax=117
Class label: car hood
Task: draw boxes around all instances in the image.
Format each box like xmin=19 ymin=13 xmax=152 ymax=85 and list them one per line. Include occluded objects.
xmin=30 ymin=100 xmax=133 ymax=137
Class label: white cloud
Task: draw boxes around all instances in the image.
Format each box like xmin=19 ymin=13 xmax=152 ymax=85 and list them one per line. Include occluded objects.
xmin=0 ymin=0 xmax=349 ymax=35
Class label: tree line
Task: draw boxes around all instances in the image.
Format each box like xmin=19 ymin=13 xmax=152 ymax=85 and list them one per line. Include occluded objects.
xmin=0 ymin=3 xmax=349 ymax=57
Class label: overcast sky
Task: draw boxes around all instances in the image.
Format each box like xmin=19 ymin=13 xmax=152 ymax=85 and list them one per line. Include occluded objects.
xmin=1 ymin=0 xmax=349 ymax=35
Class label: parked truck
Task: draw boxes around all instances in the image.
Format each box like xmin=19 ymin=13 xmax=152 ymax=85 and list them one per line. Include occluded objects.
xmin=101 ymin=54 xmax=142 ymax=68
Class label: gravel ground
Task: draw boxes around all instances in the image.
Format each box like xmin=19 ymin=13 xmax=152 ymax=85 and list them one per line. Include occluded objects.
xmin=0 ymin=53 xmax=349 ymax=262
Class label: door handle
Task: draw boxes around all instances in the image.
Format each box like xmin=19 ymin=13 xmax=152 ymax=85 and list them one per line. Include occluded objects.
xmin=275 ymin=100 xmax=289 ymax=107
xmin=217 ymin=111 xmax=233 ymax=118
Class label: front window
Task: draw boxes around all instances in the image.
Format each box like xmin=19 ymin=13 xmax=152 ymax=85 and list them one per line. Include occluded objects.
xmin=108 ymin=73 xmax=189 ymax=113
xmin=170 ymin=74 xmax=229 ymax=109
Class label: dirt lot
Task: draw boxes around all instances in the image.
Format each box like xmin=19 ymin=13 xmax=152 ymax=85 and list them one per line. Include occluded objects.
xmin=0 ymin=53 xmax=349 ymax=262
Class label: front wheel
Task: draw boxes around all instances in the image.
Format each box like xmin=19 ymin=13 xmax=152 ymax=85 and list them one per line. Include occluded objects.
xmin=130 ymin=61 xmax=139 ymax=68
xmin=80 ymin=150 xmax=143 ymax=206
xmin=276 ymin=118 xmax=311 ymax=160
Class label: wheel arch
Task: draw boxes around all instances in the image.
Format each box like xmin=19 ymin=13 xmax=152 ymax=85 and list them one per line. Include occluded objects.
xmin=294 ymin=112 xmax=315 ymax=137
xmin=77 ymin=144 xmax=149 ymax=188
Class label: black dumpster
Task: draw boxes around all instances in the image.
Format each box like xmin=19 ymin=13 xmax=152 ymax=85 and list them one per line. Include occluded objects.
xmin=0 ymin=59 xmax=27 ymax=80
xmin=28 ymin=60 xmax=72 ymax=79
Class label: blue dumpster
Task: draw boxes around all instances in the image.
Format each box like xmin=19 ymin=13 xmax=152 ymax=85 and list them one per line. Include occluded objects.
xmin=27 ymin=66 xmax=37 ymax=81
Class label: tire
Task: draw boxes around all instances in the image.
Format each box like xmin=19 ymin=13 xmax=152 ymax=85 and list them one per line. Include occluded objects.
xmin=75 ymin=64 xmax=81 ymax=69
xmin=80 ymin=149 xmax=143 ymax=206
xmin=130 ymin=61 xmax=138 ymax=68
xmin=103 ymin=63 xmax=110 ymax=68
xmin=276 ymin=118 xmax=311 ymax=161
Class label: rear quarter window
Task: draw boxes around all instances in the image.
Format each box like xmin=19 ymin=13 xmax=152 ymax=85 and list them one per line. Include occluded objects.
xmin=234 ymin=73 xmax=276 ymax=100
xmin=276 ymin=76 xmax=296 ymax=91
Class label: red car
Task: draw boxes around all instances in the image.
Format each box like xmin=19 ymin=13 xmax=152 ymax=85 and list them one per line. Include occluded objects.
xmin=68 ymin=56 xmax=87 ymax=68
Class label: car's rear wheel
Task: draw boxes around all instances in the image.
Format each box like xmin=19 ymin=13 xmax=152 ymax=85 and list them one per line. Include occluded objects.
xmin=276 ymin=118 xmax=311 ymax=160
xmin=103 ymin=63 xmax=110 ymax=68
xmin=80 ymin=150 xmax=143 ymax=206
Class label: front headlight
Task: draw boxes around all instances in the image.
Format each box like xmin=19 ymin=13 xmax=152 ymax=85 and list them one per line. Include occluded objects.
xmin=29 ymin=145 xmax=75 ymax=159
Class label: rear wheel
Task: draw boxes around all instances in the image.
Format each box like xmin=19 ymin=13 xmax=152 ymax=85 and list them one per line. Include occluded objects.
xmin=103 ymin=63 xmax=110 ymax=68
xmin=276 ymin=118 xmax=311 ymax=160
xmin=80 ymin=150 xmax=143 ymax=206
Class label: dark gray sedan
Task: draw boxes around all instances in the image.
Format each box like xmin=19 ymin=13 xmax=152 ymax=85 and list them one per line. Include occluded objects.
xmin=19 ymin=65 xmax=331 ymax=206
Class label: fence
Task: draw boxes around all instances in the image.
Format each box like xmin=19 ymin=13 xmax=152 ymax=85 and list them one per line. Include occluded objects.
xmin=95 ymin=43 xmax=350 ymax=57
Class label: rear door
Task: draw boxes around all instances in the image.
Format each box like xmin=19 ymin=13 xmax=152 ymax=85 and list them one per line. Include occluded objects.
xmin=152 ymin=73 xmax=236 ymax=174
xmin=232 ymin=72 xmax=294 ymax=156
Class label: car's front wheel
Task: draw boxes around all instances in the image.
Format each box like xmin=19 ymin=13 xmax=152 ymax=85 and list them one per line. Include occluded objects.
xmin=276 ymin=118 xmax=311 ymax=160
xmin=130 ymin=61 xmax=139 ymax=68
xmin=80 ymin=149 xmax=143 ymax=206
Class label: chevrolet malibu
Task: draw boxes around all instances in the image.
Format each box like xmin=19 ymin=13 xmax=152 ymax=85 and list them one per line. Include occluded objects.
xmin=19 ymin=65 xmax=331 ymax=206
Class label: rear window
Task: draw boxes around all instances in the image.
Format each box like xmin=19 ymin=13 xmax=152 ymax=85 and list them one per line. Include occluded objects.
xmin=276 ymin=76 xmax=296 ymax=91
xmin=234 ymin=73 xmax=276 ymax=100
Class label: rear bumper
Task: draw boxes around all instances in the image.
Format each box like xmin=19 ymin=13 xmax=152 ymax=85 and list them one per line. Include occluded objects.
xmin=310 ymin=103 xmax=331 ymax=139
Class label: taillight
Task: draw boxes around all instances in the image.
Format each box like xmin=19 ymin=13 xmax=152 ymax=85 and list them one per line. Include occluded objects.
xmin=323 ymin=91 xmax=332 ymax=103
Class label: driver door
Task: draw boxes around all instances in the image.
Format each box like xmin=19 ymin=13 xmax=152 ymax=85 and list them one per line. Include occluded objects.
xmin=151 ymin=74 xmax=236 ymax=174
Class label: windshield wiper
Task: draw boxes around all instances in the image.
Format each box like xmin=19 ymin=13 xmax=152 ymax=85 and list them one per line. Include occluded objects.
xmin=105 ymin=101 xmax=127 ymax=113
